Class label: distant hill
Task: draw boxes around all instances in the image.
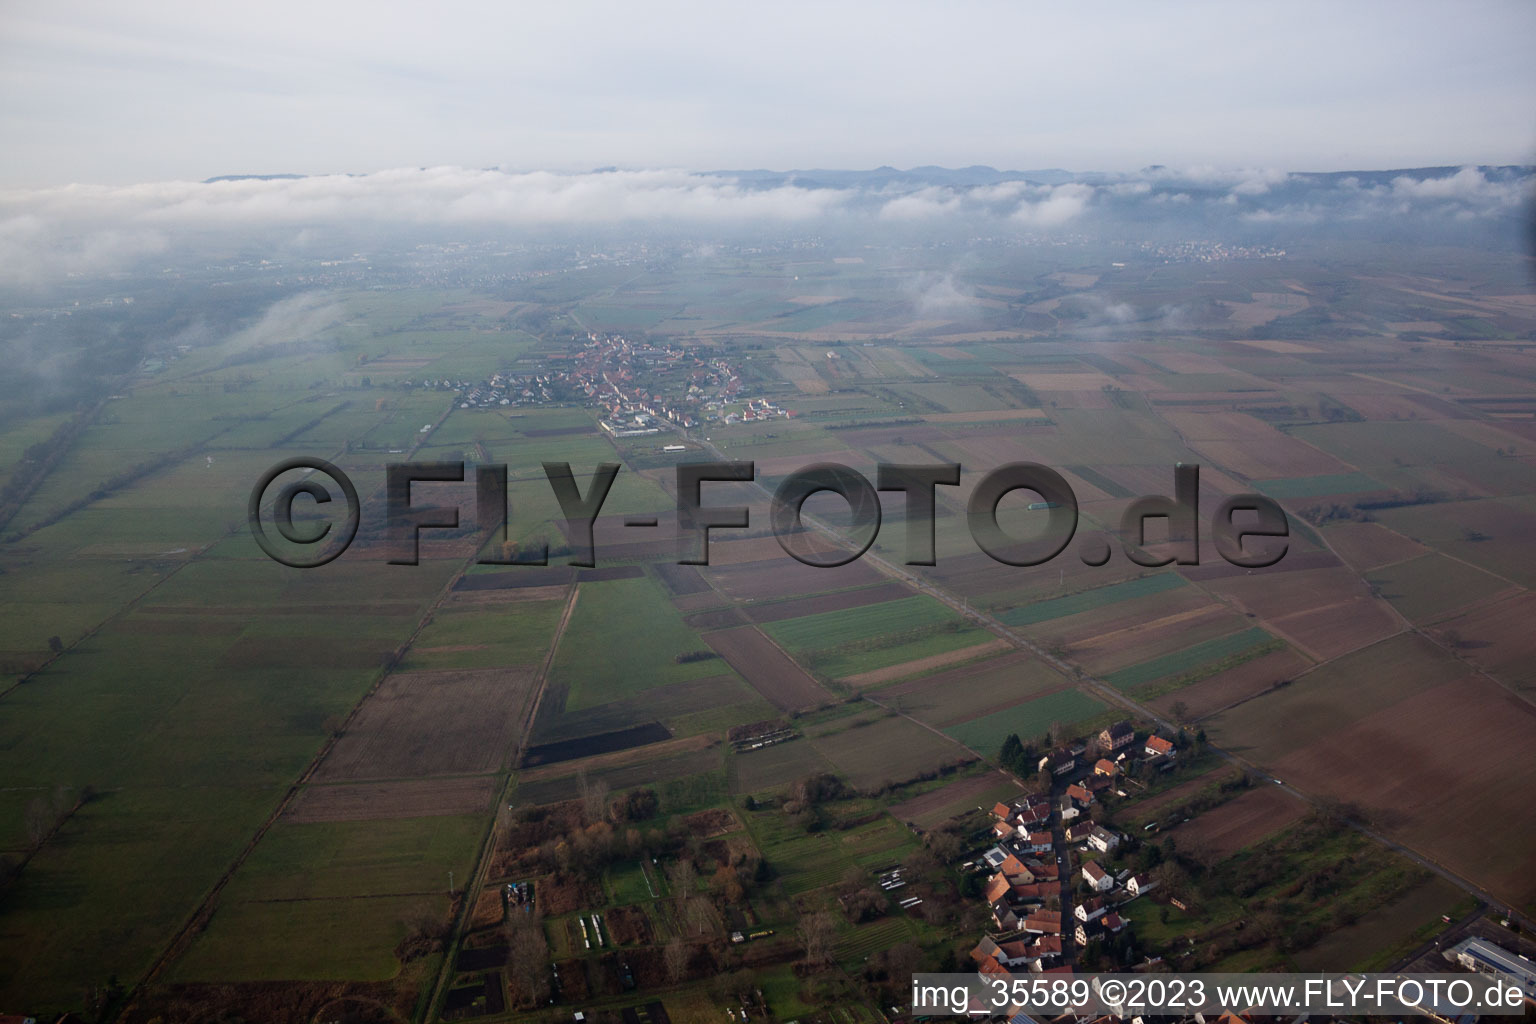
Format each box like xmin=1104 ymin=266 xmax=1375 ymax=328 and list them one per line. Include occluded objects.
xmin=202 ymin=173 xmax=307 ymax=183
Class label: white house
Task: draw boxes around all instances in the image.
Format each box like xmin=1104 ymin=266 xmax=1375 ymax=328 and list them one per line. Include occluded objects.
xmin=1075 ymin=896 xmax=1107 ymax=922
xmin=1088 ymin=826 xmax=1121 ymax=854
xmin=1081 ymin=861 xmax=1113 ymax=892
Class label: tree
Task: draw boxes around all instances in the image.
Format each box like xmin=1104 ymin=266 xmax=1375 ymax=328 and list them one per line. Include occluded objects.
xmin=664 ymin=936 xmax=689 ymax=983
xmin=928 ymin=830 xmax=963 ymax=863
xmin=668 ymin=857 xmax=697 ymax=903
xmin=1000 ymin=733 xmax=1024 ymax=766
xmin=504 ymin=912 xmax=550 ymax=1007
xmin=884 ymin=941 xmax=922 ymax=985
xmin=799 ymin=910 xmax=836 ymax=969
xmin=580 ymin=773 xmax=610 ymax=824
xmin=47 ymin=635 xmax=64 ymax=655
xmin=1152 ymin=860 xmax=1188 ymax=895
xmin=714 ymin=863 xmax=745 ymax=904
xmin=1169 ymin=700 xmax=1189 ymax=723
xmin=842 ymin=888 xmax=885 ymax=923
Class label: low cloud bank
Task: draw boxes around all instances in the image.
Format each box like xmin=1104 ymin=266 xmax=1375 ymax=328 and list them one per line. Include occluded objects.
xmin=1 ymin=163 xmax=1529 ymax=288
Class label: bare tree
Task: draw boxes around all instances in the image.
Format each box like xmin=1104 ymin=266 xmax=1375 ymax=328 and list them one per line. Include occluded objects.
xmin=664 ymin=936 xmax=689 ymax=982
xmin=504 ymin=912 xmax=550 ymax=1007
xmin=578 ymin=769 xmax=610 ymax=824
xmin=799 ymin=910 xmax=836 ymax=969
xmin=667 ymin=857 xmax=697 ymax=902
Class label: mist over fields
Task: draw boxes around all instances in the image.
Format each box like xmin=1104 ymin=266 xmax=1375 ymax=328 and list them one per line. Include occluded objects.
xmin=2 ymin=163 xmax=1530 ymax=290
xmin=2 ymin=163 xmax=1529 ymax=419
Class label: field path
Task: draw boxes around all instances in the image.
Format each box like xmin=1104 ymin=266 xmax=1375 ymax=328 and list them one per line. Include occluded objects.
xmin=420 ymin=581 xmax=580 ymax=1019
xmin=681 ymin=432 xmax=1536 ymax=934
xmin=121 ymin=456 xmax=495 ymax=1010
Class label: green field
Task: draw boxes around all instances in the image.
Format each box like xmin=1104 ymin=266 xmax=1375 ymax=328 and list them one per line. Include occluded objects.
xmin=1365 ymin=551 xmax=1509 ymax=623
xmin=762 ymin=594 xmax=988 ymax=679
xmin=998 ymin=572 xmax=1186 ymax=626
xmin=400 ymin=595 xmax=567 ymax=670
xmin=551 ymin=575 xmax=726 ymax=711
xmin=1103 ymin=626 xmax=1278 ymax=691
xmin=941 ymin=688 xmax=1108 ymax=754
xmin=1255 ymin=471 xmax=1385 ymax=498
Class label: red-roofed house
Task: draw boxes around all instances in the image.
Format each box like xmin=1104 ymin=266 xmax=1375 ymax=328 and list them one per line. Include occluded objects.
xmin=976 ymin=954 xmax=1012 ymax=982
xmin=997 ymin=853 xmax=1032 ymax=879
xmin=1030 ymin=935 xmax=1063 ymax=959
xmin=970 ymin=937 xmax=1002 ymax=964
xmin=1094 ymin=758 xmax=1118 ymax=776
xmin=1022 ymin=910 xmax=1063 ymax=934
xmin=1145 ymin=735 xmax=1175 ymax=757
xmin=995 ymin=939 xmax=1035 ymax=967
xmin=1081 ymin=860 xmax=1113 ymax=892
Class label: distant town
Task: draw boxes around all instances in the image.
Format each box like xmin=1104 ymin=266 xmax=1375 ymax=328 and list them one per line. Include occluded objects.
xmin=411 ymin=331 xmax=792 ymax=437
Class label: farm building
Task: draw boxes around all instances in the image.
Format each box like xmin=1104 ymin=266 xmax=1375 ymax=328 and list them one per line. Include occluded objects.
xmin=1443 ymin=938 xmax=1536 ymax=1002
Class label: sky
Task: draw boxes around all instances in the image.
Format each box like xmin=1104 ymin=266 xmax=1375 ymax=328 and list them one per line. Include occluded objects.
xmin=2 ymin=0 xmax=1535 ymax=187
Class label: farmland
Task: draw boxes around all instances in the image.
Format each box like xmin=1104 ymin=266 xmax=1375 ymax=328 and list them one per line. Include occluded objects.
xmin=551 ymin=576 xmax=728 ymax=711
xmin=0 ymin=219 xmax=1533 ymax=1021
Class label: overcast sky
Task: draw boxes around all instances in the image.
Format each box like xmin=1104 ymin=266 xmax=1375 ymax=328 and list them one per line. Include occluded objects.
xmin=2 ymin=0 xmax=1534 ymax=186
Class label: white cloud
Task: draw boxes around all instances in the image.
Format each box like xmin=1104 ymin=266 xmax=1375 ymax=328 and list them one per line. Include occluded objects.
xmin=1389 ymin=166 xmax=1524 ymax=210
xmin=1011 ymin=183 xmax=1095 ymax=226
xmin=907 ymin=271 xmax=978 ymax=317
xmin=878 ymin=187 xmax=962 ymax=221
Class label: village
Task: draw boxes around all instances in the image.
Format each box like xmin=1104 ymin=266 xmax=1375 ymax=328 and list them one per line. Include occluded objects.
xmin=406 ymin=331 xmax=792 ymax=437
xmin=967 ymin=720 xmax=1182 ymax=982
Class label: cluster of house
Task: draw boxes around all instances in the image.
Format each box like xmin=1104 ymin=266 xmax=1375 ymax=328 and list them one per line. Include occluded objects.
xmin=409 ymin=373 xmax=553 ymax=409
xmin=969 ymin=721 xmax=1178 ymax=980
xmin=404 ymin=331 xmax=792 ymax=434
xmin=574 ymin=332 xmax=750 ymax=431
